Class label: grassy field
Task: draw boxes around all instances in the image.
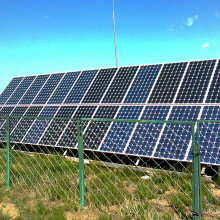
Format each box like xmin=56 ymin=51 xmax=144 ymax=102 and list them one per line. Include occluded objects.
xmin=0 ymin=149 xmax=219 ymax=219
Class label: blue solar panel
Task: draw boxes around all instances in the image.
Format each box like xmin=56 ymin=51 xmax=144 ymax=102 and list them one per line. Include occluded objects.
xmin=175 ymin=60 xmax=216 ymax=103
xmin=0 ymin=77 xmax=23 ymax=104
xmin=39 ymin=106 xmax=77 ymax=146
xmin=100 ymin=106 xmax=143 ymax=153
xmin=124 ymin=65 xmax=162 ymax=103
xmin=19 ymin=75 xmax=49 ymax=104
xmin=58 ymin=106 xmax=97 ymax=147
xmin=125 ymin=106 xmax=170 ymax=156
xmin=11 ymin=106 xmax=43 ymax=143
xmin=82 ymin=68 xmax=117 ymax=103
xmin=206 ymin=60 xmax=220 ymax=103
xmin=22 ymin=106 xmax=59 ymax=144
xmin=1 ymin=58 xmax=219 ymax=165
xmin=48 ymin=72 xmax=81 ymax=104
xmin=64 ymin=70 xmax=98 ymax=104
xmin=33 ymin=73 xmax=64 ymax=104
xmin=154 ymin=106 xmax=201 ymax=160
xmin=188 ymin=106 xmax=220 ymax=164
xmin=84 ymin=106 xmax=119 ymax=150
xmin=102 ymin=66 xmax=138 ymax=103
xmin=148 ymin=62 xmax=188 ymax=103
xmin=6 ymin=76 xmax=36 ymax=105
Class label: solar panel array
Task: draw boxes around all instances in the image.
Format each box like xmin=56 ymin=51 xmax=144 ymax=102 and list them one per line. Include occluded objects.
xmin=0 ymin=58 xmax=219 ymax=165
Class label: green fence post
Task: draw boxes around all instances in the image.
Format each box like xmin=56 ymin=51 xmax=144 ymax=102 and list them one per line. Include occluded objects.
xmin=77 ymin=118 xmax=85 ymax=207
xmin=6 ymin=116 xmax=10 ymax=189
xmin=192 ymin=122 xmax=202 ymax=219
xmin=196 ymin=121 xmax=203 ymax=219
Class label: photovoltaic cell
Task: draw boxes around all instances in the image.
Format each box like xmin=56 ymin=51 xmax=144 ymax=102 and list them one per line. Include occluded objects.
xmin=154 ymin=106 xmax=201 ymax=160
xmin=125 ymin=106 xmax=170 ymax=156
xmin=58 ymin=106 xmax=97 ymax=147
xmin=206 ymin=60 xmax=220 ymax=103
xmin=33 ymin=73 xmax=64 ymax=104
xmin=39 ymin=106 xmax=77 ymax=146
xmin=48 ymin=72 xmax=81 ymax=104
xmin=124 ymin=65 xmax=162 ymax=103
xmin=175 ymin=60 xmax=216 ymax=103
xmin=148 ymin=62 xmax=188 ymax=103
xmin=11 ymin=106 xmax=43 ymax=142
xmin=23 ymin=106 xmax=59 ymax=144
xmin=82 ymin=68 xmax=117 ymax=103
xmin=0 ymin=77 xmax=23 ymax=104
xmin=0 ymin=107 xmax=15 ymax=116
xmin=6 ymin=76 xmax=36 ymax=105
xmin=64 ymin=70 xmax=98 ymax=104
xmin=102 ymin=66 xmax=138 ymax=103
xmin=188 ymin=106 xmax=220 ymax=164
xmin=19 ymin=75 xmax=49 ymax=104
xmin=84 ymin=106 xmax=119 ymax=150
xmin=100 ymin=106 xmax=143 ymax=153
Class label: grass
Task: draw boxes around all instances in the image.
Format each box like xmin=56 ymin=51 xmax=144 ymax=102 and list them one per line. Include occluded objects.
xmin=0 ymin=148 xmax=219 ymax=219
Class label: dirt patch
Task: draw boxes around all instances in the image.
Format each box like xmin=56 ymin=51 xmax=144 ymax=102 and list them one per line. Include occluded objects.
xmin=66 ymin=209 xmax=100 ymax=220
xmin=0 ymin=202 xmax=19 ymax=219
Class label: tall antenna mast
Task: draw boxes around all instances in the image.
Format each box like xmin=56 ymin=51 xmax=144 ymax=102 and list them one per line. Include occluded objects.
xmin=112 ymin=0 xmax=118 ymax=67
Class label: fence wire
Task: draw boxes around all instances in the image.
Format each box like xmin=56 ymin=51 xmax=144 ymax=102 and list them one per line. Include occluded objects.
xmin=0 ymin=116 xmax=219 ymax=219
xmin=198 ymin=121 xmax=220 ymax=219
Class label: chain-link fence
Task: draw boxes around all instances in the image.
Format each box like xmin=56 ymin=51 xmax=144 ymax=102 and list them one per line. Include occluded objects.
xmin=0 ymin=116 xmax=219 ymax=219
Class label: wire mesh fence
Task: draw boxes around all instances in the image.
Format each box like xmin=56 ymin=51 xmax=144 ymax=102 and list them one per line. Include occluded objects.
xmin=0 ymin=116 xmax=219 ymax=219
xmin=197 ymin=120 xmax=220 ymax=219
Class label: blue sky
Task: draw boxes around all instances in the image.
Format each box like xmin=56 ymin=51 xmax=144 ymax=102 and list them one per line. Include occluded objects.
xmin=0 ymin=0 xmax=219 ymax=93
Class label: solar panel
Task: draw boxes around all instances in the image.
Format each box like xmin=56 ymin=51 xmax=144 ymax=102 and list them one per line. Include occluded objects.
xmin=206 ymin=60 xmax=220 ymax=103
xmin=100 ymin=106 xmax=143 ymax=153
xmin=125 ymin=106 xmax=170 ymax=156
xmin=148 ymin=62 xmax=188 ymax=103
xmin=6 ymin=76 xmax=36 ymax=105
xmin=64 ymin=70 xmax=98 ymax=104
xmin=11 ymin=106 xmax=43 ymax=142
xmin=58 ymin=106 xmax=97 ymax=147
xmin=102 ymin=66 xmax=138 ymax=103
xmin=175 ymin=60 xmax=217 ymax=103
xmin=22 ymin=106 xmax=59 ymax=144
xmin=0 ymin=77 xmax=23 ymax=104
xmin=84 ymin=106 xmax=119 ymax=150
xmin=0 ymin=58 xmax=219 ymax=166
xmin=48 ymin=71 xmax=81 ymax=104
xmin=39 ymin=106 xmax=77 ymax=146
xmin=153 ymin=106 xmax=201 ymax=160
xmin=19 ymin=75 xmax=49 ymax=104
xmin=33 ymin=73 xmax=64 ymax=104
xmin=124 ymin=65 xmax=162 ymax=103
xmin=187 ymin=106 xmax=220 ymax=164
xmin=82 ymin=68 xmax=117 ymax=103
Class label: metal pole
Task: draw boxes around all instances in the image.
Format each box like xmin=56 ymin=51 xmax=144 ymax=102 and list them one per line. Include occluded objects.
xmin=77 ymin=118 xmax=85 ymax=207
xmin=192 ymin=122 xmax=201 ymax=219
xmin=6 ymin=116 xmax=10 ymax=189
xmin=113 ymin=0 xmax=118 ymax=67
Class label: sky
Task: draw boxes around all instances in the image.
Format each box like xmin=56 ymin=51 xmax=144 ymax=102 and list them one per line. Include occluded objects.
xmin=0 ymin=0 xmax=219 ymax=93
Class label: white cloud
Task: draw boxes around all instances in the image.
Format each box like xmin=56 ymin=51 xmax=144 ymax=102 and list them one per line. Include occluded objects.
xmin=186 ymin=15 xmax=199 ymax=27
xmin=202 ymin=43 xmax=210 ymax=49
